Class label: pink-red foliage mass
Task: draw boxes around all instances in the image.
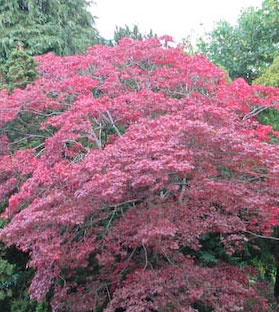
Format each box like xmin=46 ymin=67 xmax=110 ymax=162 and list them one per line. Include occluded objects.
xmin=1 ymin=37 xmax=279 ymax=311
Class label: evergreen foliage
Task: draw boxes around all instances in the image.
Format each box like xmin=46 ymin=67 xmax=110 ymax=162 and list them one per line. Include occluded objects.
xmin=0 ymin=0 xmax=101 ymax=62
xmin=0 ymin=49 xmax=38 ymax=91
xmin=113 ymin=24 xmax=155 ymax=45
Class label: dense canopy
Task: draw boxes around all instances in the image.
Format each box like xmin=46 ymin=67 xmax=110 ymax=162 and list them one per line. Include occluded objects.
xmin=1 ymin=38 xmax=279 ymax=311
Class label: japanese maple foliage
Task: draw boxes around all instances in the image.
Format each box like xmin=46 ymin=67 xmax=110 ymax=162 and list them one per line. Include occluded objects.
xmin=1 ymin=37 xmax=279 ymax=311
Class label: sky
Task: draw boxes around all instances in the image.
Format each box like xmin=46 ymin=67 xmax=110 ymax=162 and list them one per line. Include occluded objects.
xmin=91 ymin=0 xmax=263 ymax=43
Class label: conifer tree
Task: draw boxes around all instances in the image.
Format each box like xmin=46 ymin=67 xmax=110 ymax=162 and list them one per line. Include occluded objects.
xmin=0 ymin=49 xmax=38 ymax=91
xmin=113 ymin=24 xmax=155 ymax=45
xmin=0 ymin=0 xmax=101 ymax=63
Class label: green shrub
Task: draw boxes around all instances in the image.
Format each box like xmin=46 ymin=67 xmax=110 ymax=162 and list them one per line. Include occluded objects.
xmin=0 ymin=49 xmax=38 ymax=92
xmin=253 ymin=55 xmax=279 ymax=88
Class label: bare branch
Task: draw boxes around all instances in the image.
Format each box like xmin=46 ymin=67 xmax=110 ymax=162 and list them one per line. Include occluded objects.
xmin=36 ymin=147 xmax=45 ymax=157
xmin=242 ymin=106 xmax=269 ymax=120
xmin=179 ymin=177 xmax=187 ymax=203
xmin=10 ymin=134 xmax=48 ymax=145
xmin=106 ymin=111 xmax=122 ymax=137
xmin=90 ymin=128 xmax=102 ymax=150
xmin=245 ymin=230 xmax=279 ymax=241
xmin=142 ymin=243 xmax=149 ymax=270
xmin=108 ymin=199 xmax=141 ymax=208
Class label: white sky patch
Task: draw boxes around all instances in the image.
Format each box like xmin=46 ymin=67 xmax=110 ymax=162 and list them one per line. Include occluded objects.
xmin=91 ymin=0 xmax=263 ymax=44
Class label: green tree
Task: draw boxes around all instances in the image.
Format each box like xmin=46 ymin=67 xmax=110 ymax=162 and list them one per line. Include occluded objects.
xmin=113 ymin=24 xmax=155 ymax=45
xmin=253 ymin=55 xmax=279 ymax=140
xmin=0 ymin=0 xmax=101 ymax=63
xmin=197 ymin=0 xmax=279 ymax=83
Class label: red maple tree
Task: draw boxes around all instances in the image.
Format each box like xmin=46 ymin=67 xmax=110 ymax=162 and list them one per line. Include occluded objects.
xmin=1 ymin=37 xmax=279 ymax=311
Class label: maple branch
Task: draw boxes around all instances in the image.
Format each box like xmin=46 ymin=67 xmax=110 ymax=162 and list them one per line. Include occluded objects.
xmin=160 ymin=189 xmax=170 ymax=200
xmin=105 ymin=207 xmax=117 ymax=232
xmin=179 ymin=177 xmax=187 ymax=203
xmin=105 ymin=284 xmax=112 ymax=302
xmin=119 ymin=247 xmax=138 ymax=276
xmin=36 ymin=147 xmax=45 ymax=157
xmin=167 ymin=88 xmax=190 ymax=98
xmin=108 ymin=199 xmax=141 ymax=208
xmin=245 ymin=230 xmax=279 ymax=241
xmin=142 ymin=243 xmax=149 ymax=270
xmin=90 ymin=128 xmax=102 ymax=150
xmin=162 ymin=250 xmax=174 ymax=265
xmin=242 ymin=106 xmax=269 ymax=120
xmin=106 ymin=111 xmax=122 ymax=137
xmin=20 ymin=109 xmax=63 ymax=117
xmin=58 ymin=274 xmax=67 ymax=288
xmin=10 ymin=134 xmax=48 ymax=145
xmin=33 ymin=142 xmax=45 ymax=150
xmin=98 ymin=126 xmax=102 ymax=144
